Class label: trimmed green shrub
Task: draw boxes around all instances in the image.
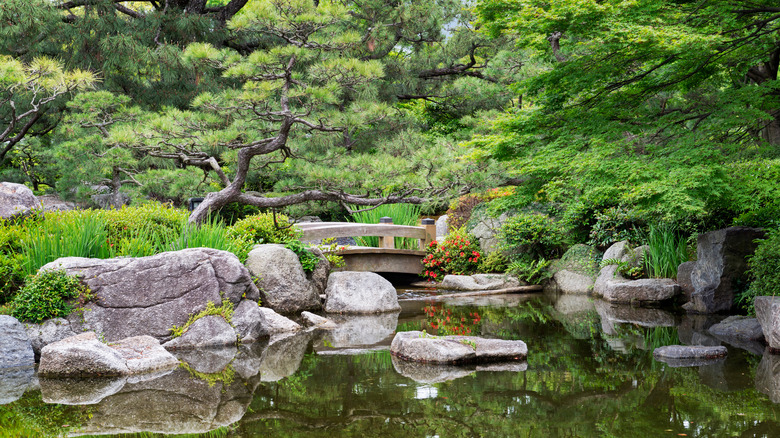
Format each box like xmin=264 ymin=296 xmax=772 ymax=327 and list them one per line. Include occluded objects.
xmin=11 ymin=270 xmax=89 ymax=323
xmin=499 ymin=212 xmax=567 ymax=260
xmin=228 ymin=212 xmax=300 ymax=245
xmin=739 ymin=230 xmax=780 ymax=315
xmin=478 ymin=251 xmax=508 ymax=273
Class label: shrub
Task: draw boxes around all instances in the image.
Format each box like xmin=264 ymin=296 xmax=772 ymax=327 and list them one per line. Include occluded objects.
xmin=587 ymin=206 xmax=646 ymax=249
xmin=11 ymin=270 xmax=89 ymax=323
xmin=739 ymin=230 xmax=780 ymax=315
xmin=447 ymin=187 xmax=514 ymax=229
xmin=349 ymin=203 xmax=421 ymax=249
xmin=733 ymin=203 xmax=780 ymax=229
xmin=499 ymin=212 xmax=567 ymax=260
xmin=422 ymin=227 xmax=482 ymax=281
xmin=228 ymin=212 xmax=300 ymax=245
xmin=284 ymin=239 xmax=320 ymax=273
xmin=507 ymin=256 xmax=552 ymax=284
xmin=102 ymin=203 xmax=187 ymax=254
xmin=478 ymin=251 xmax=508 ymax=273
xmin=0 ymin=254 xmax=25 ymax=304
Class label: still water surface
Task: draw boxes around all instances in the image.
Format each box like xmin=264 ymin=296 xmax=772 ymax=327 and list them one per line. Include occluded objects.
xmin=2 ymin=291 xmax=780 ymax=437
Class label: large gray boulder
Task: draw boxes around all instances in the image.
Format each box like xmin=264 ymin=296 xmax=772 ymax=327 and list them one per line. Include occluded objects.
xmin=390 ymin=331 xmax=527 ymax=364
xmin=162 ymin=316 xmax=237 ymax=350
xmin=39 ymin=332 xmax=130 ymax=377
xmin=684 ymin=227 xmax=766 ymax=313
xmin=324 ymin=271 xmax=401 ymax=314
xmin=0 ymin=182 xmax=41 ymax=220
xmin=440 ymin=274 xmax=521 ymax=291
xmin=25 ymin=318 xmax=77 ymax=360
xmin=0 ymin=315 xmax=35 ymax=369
xmin=40 ymin=248 xmax=258 ymax=343
xmin=550 ymin=244 xmax=600 ymax=294
xmin=756 ymin=296 xmax=780 ymax=351
xmin=602 ymin=241 xmax=630 ymax=262
xmin=245 ymin=244 xmax=321 ymax=314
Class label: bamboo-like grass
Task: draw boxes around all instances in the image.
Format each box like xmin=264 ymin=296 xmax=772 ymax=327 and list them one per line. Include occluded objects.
xmin=644 ymin=225 xmax=689 ymax=279
xmin=349 ymin=203 xmax=421 ymax=249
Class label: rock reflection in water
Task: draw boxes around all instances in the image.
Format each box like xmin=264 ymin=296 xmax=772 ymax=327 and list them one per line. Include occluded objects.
xmin=756 ymin=352 xmax=780 ymax=403
xmin=0 ymin=367 xmax=36 ymax=405
xmin=391 ymin=355 xmax=528 ymax=383
xmin=319 ymin=312 xmax=399 ymax=349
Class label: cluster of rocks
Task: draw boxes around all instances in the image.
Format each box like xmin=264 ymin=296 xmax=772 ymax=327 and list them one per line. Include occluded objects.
xmin=0 ymin=235 xmax=408 ymax=378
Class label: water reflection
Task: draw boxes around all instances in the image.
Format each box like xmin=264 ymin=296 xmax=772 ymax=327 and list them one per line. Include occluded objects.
xmin=3 ymin=293 xmax=780 ymax=437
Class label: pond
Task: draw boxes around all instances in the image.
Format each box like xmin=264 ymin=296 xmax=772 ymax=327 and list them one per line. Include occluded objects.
xmin=2 ymin=291 xmax=780 ymax=437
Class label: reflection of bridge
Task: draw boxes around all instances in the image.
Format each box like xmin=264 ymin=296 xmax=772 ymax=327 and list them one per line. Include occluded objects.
xmin=297 ymin=219 xmax=436 ymax=275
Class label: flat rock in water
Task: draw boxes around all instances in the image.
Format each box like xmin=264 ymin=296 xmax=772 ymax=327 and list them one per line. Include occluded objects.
xmin=756 ymin=296 xmax=780 ymax=351
xmin=708 ymin=315 xmax=764 ymax=341
xmin=258 ymin=308 xmax=302 ymax=334
xmin=440 ymin=274 xmax=521 ymax=291
xmin=653 ymin=345 xmax=727 ymax=367
xmin=598 ymin=277 xmax=680 ymax=304
xmin=324 ymin=271 xmax=401 ymax=314
xmin=391 ymin=331 xmax=527 ymax=364
xmin=300 ymin=311 xmax=337 ymax=329
xmin=0 ymin=316 xmax=35 ymax=369
xmin=162 ymin=315 xmax=237 ymax=350
xmin=109 ymin=336 xmax=179 ymax=374
xmin=39 ymin=332 xmax=130 ymax=377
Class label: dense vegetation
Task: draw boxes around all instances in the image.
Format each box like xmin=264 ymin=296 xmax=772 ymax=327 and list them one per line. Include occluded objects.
xmin=1 ymin=0 xmax=779 ymax=303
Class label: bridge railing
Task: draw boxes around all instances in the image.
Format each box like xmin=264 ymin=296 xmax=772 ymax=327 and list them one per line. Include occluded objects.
xmin=296 ymin=218 xmax=437 ymax=251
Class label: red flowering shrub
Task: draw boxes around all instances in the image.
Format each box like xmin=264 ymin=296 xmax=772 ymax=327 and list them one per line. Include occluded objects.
xmin=422 ymin=227 xmax=482 ymax=281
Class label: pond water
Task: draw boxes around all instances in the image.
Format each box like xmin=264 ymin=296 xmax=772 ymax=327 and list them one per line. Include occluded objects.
xmin=2 ymin=291 xmax=780 ymax=437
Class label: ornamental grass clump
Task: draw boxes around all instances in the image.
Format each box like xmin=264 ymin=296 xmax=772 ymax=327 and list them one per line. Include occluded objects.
xmin=644 ymin=225 xmax=689 ymax=279
xmin=349 ymin=203 xmax=421 ymax=249
xmin=422 ymin=227 xmax=481 ymax=281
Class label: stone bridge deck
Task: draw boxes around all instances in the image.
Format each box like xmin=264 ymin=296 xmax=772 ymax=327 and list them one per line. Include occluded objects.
xmin=297 ymin=221 xmax=436 ymax=275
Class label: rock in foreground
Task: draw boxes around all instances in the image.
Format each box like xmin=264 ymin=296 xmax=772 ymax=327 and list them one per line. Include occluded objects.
xmin=42 ymin=248 xmax=259 ymax=343
xmin=0 ymin=315 xmax=35 ymax=369
xmin=390 ymin=331 xmax=527 ymax=364
xmin=245 ymin=244 xmax=322 ymax=314
xmin=39 ymin=332 xmax=178 ymax=377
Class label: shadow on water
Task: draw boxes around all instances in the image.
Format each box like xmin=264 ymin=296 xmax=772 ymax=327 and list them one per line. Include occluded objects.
xmin=3 ymin=292 xmax=780 ymax=437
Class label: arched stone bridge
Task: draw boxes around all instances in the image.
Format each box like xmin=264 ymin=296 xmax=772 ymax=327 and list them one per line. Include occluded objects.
xmin=297 ymin=220 xmax=436 ymax=275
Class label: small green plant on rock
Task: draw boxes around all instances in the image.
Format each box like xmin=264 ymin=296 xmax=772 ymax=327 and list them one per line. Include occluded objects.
xmin=507 ymin=256 xmax=552 ymax=284
xmin=170 ymin=298 xmax=234 ymax=338
xmin=600 ymin=257 xmax=645 ymax=280
xmin=284 ymin=239 xmax=320 ymax=273
xmin=11 ymin=270 xmax=90 ymax=323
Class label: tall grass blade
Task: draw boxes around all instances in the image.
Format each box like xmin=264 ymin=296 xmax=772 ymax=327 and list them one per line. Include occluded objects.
xmin=349 ymin=204 xmax=421 ymax=249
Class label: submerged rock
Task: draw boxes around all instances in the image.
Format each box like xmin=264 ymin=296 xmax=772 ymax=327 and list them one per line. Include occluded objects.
xmin=41 ymin=248 xmax=258 ymax=343
xmin=324 ymin=271 xmax=401 ymax=314
xmin=684 ymin=227 xmax=766 ymax=314
xmin=0 ymin=315 xmax=35 ymax=369
xmin=390 ymin=331 xmax=527 ymax=364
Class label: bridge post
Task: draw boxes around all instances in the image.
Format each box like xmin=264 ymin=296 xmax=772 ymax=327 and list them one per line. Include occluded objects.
xmin=378 ymin=217 xmax=395 ymax=249
xmin=421 ymin=218 xmax=436 ymax=250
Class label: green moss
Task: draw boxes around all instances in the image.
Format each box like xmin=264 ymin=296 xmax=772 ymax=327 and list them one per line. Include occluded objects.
xmin=170 ymin=298 xmax=234 ymax=338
